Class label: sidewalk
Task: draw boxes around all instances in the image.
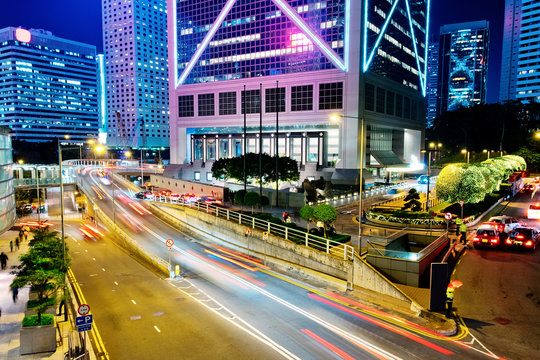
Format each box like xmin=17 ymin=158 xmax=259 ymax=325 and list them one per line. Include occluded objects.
xmin=0 ymin=229 xmax=77 ymax=360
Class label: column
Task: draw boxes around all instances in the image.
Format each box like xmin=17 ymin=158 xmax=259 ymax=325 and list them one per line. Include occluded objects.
xmin=228 ymin=136 xmax=233 ymax=158
xmin=301 ymin=134 xmax=307 ymax=166
xmin=203 ymin=136 xmax=207 ymax=162
xmin=285 ymin=135 xmax=290 ymax=157
xmin=318 ymin=134 xmax=324 ymax=166
xmin=190 ymin=136 xmax=195 ymax=163
xmin=270 ymin=136 xmax=275 ymax=156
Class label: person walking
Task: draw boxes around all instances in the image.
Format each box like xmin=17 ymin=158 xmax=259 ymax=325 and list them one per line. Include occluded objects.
xmin=12 ymin=286 xmax=19 ymax=303
xmin=459 ymin=222 xmax=468 ymax=244
xmin=9 ymin=240 xmax=13 ymax=252
xmin=0 ymin=252 xmax=8 ymax=270
xmin=446 ymin=285 xmax=455 ymax=318
xmin=23 ymin=229 xmax=29 ymax=241
xmin=15 ymin=237 xmax=20 ymax=250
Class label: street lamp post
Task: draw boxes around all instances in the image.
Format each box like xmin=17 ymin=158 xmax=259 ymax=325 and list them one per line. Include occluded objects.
xmin=58 ymin=140 xmax=66 ymax=266
xmin=331 ymin=114 xmax=364 ymax=250
xmin=461 ymin=149 xmax=470 ymax=164
xmin=422 ymin=143 xmax=442 ymax=212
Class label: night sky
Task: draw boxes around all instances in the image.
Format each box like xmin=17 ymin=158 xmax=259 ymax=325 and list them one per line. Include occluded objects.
xmin=0 ymin=0 xmax=505 ymax=103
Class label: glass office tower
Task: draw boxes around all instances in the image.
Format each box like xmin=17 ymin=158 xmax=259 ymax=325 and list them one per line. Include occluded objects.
xmin=0 ymin=27 xmax=99 ymax=142
xmin=168 ymin=0 xmax=429 ymax=181
xmin=437 ymin=21 xmax=489 ymax=116
xmin=101 ymin=0 xmax=169 ymax=149
xmin=0 ymin=128 xmax=15 ymax=234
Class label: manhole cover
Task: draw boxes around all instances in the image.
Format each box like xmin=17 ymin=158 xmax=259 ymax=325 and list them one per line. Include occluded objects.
xmin=493 ymin=317 xmax=511 ymax=325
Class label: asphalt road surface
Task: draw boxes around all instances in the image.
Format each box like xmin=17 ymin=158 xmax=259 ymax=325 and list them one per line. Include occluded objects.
xmin=454 ymin=187 xmax=540 ymax=360
xmin=67 ymin=167 xmax=502 ymax=359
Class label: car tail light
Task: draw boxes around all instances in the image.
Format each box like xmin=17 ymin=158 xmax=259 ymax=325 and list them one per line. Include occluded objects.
xmin=216 ymin=200 xmax=222 ymax=205
xmin=525 ymin=240 xmax=533 ymax=247
xmin=506 ymin=239 xmax=512 ymax=245
xmin=490 ymin=238 xmax=498 ymax=244
xmin=516 ymin=235 xmax=525 ymax=239
xmin=473 ymin=237 xmax=480 ymax=242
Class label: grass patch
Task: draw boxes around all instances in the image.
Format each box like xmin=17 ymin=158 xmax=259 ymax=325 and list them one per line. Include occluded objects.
xmin=22 ymin=314 xmax=54 ymax=327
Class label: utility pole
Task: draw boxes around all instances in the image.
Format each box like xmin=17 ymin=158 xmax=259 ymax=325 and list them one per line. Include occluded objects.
xmin=275 ymin=80 xmax=279 ymax=207
xmin=243 ymin=84 xmax=247 ymax=193
xmin=259 ymin=83 xmax=263 ymax=199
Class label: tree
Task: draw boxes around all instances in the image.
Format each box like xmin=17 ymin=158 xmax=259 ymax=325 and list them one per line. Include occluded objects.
xmin=402 ymin=188 xmax=422 ymax=211
xmin=244 ymin=191 xmax=260 ymax=214
xmin=313 ymin=204 xmax=337 ymax=238
xmin=299 ymin=205 xmax=314 ymax=232
xmin=11 ymin=229 xmax=69 ymax=324
xmin=234 ymin=190 xmax=246 ymax=205
xmin=211 ymin=153 xmax=299 ymax=185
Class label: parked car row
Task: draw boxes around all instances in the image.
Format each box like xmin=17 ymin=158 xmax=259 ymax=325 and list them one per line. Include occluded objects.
xmin=133 ymin=190 xmax=224 ymax=207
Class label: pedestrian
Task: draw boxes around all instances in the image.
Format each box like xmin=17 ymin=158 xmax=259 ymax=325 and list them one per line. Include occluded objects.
xmin=446 ymin=285 xmax=455 ymax=318
xmin=15 ymin=237 xmax=20 ymax=250
xmin=9 ymin=240 xmax=13 ymax=252
xmin=455 ymin=218 xmax=462 ymax=236
xmin=0 ymin=252 xmax=8 ymax=270
xmin=459 ymin=222 xmax=467 ymax=243
xmin=23 ymin=229 xmax=28 ymax=241
xmin=18 ymin=230 xmax=23 ymax=242
xmin=12 ymin=286 xmax=19 ymax=303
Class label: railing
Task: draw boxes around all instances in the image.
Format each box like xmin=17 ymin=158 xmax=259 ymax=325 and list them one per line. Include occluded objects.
xmin=13 ymin=176 xmax=77 ymax=187
xmin=366 ymin=241 xmax=421 ymax=260
xmin=150 ymin=196 xmax=354 ymax=261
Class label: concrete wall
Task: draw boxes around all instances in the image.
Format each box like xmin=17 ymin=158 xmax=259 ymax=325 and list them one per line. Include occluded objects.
xmin=149 ymin=174 xmax=226 ymax=200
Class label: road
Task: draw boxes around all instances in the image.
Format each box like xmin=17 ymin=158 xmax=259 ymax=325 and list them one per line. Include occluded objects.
xmin=68 ymin=167 xmax=499 ymax=359
xmin=454 ymin=188 xmax=540 ymax=360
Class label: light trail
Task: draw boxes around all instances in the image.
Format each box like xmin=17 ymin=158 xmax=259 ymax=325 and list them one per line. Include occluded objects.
xmin=301 ymin=329 xmax=356 ymax=360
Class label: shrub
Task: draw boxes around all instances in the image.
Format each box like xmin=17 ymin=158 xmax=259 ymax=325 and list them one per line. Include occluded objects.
xmin=254 ymin=213 xmax=273 ymax=221
xmin=269 ymin=217 xmax=284 ymax=225
xmin=22 ymin=314 xmax=54 ymax=327
xmin=234 ymin=190 xmax=246 ymax=205
xmin=260 ymin=195 xmax=270 ymax=206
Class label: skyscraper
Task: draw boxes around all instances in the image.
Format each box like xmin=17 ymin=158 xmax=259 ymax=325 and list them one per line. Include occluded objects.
xmin=0 ymin=27 xmax=99 ymax=142
xmin=426 ymin=41 xmax=439 ymax=127
xmin=437 ymin=21 xmax=489 ymax=117
xmin=499 ymin=0 xmax=521 ymax=103
xmin=167 ymin=0 xmax=429 ymax=183
xmin=501 ymin=0 xmax=540 ymax=103
xmin=101 ymin=0 xmax=169 ymax=149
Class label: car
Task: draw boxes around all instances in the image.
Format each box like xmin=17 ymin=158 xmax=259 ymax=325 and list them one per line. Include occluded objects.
xmin=528 ymin=203 xmax=540 ymax=220
xmin=487 ymin=216 xmax=521 ymax=233
xmin=181 ymin=193 xmax=200 ymax=203
xmin=79 ymin=223 xmax=105 ymax=241
xmin=135 ymin=192 xmax=145 ymax=199
xmin=521 ymin=183 xmax=536 ymax=193
xmin=200 ymin=196 xmax=223 ymax=206
xmin=505 ymin=227 xmax=540 ymax=250
xmin=417 ymin=175 xmax=429 ymax=184
xmin=473 ymin=223 xmax=503 ymax=248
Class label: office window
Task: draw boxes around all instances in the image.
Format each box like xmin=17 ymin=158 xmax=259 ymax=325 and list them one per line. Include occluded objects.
xmin=365 ymin=83 xmax=375 ymax=111
xmin=404 ymin=97 xmax=411 ymax=119
xmin=219 ymin=91 xmax=236 ymax=115
xmin=198 ymin=93 xmax=214 ymax=116
xmin=265 ymin=87 xmax=286 ymax=113
xmin=319 ymin=82 xmax=343 ymax=110
xmin=194 ymin=171 xmax=200 ymax=181
xmin=241 ymin=89 xmax=260 ymax=114
xmin=376 ymin=87 xmax=386 ymax=113
xmin=386 ymin=91 xmax=395 ymax=115
xmin=206 ymin=172 xmax=212 ymax=181
xmin=291 ymin=85 xmax=313 ymax=111
xmin=178 ymin=95 xmax=194 ymax=117
xmin=395 ymin=94 xmax=403 ymax=117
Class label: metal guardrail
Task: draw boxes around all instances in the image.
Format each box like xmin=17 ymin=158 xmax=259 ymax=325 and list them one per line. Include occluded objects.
xmin=13 ymin=177 xmax=76 ymax=186
xmin=150 ymin=196 xmax=354 ymax=261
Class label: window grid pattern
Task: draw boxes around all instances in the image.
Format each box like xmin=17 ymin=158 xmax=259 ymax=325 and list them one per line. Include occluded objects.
xmin=265 ymin=87 xmax=286 ymax=113
xmin=176 ymin=0 xmax=346 ymax=84
xmin=241 ymin=89 xmax=261 ymax=114
xmin=291 ymin=85 xmax=313 ymax=111
xmin=319 ymin=82 xmax=343 ymax=110
xmin=219 ymin=91 xmax=237 ymax=115
xmin=178 ymin=95 xmax=194 ymax=117
xmin=376 ymin=87 xmax=386 ymax=113
xmin=198 ymin=93 xmax=215 ymax=116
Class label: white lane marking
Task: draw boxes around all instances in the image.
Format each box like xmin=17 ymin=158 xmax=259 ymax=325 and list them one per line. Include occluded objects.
xmin=131 ymin=299 xmax=136 ymax=305
xmin=130 ymin=316 xmax=141 ymax=320
xmin=92 ymin=257 xmax=96 ymax=261
xmin=85 ymin=249 xmax=88 ymax=252
xmin=153 ymin=312 xmax=164 ymax=316
xmin=102 ymin=268 xmax=106 ymax=272
xmin=141 ymin=220 xmax=403 ymax=360
xmin=153 ymin=326 xmax=161 ymax=333
xmin=89 ymin=274 xmax=98 ymax=277
xmin=114 ymin=281 xmax=119 ymax=286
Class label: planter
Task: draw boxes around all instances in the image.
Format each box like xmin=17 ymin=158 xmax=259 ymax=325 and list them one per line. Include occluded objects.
xmin=25 ymin=306 xmax=57 ymax=317
xmin=20 ymin=323 xmax=56 ymax=355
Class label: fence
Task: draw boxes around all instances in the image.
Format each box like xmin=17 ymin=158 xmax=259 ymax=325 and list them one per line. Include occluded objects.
xmin=150 ymin=196 xmax=354 ymax=261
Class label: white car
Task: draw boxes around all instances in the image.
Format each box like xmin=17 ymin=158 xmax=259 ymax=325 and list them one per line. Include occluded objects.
xmin=529 ymin=203 xmax=540 ymax=220
xmin=488 ymin=216 xmax=522 ymax=233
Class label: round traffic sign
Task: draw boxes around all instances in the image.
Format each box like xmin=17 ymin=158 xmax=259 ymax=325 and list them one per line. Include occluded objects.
xmin=444 ymin=212 xmax=452 ymax=221
xmin=78 ymin=304 xmax=90 ymax=316
xmin=458 ymin=200 xmax=465 ymax=206
xmin=166 ymin=239 xmax=174 ymax=248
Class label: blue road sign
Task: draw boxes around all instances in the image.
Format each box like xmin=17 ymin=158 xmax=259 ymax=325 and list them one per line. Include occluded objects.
xmin=76 ymin=315 xmax=93 ymax=326
xmin=77 ymin=324 xmax=92 ymax=332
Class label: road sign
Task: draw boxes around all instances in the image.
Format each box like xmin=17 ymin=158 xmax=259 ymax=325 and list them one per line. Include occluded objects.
xmin=166 ymin=239 xmax=174 ymax=248
xmin=76 ymin=315 xmax=93 ymax=326
xmin=77 ymin=324 xmax=92 ymax=332
xmin=458 ymin=200 xmax=465 ymax=207
xmin=78 ymin=304 xmax=90 ymax=316
xmin=444 ymin=213 xmax=452 ymax=221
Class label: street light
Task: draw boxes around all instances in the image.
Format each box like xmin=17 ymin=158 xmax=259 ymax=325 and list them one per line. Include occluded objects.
xmin=483 ymin=149 xmax=493 ymax=160
xmin=331 ymin=114 xmax=364 ymax=251
xmin=422 ymin=143 xmax=442 ymax=212
xmin=461 ymin=149 xmax=470 ymax=164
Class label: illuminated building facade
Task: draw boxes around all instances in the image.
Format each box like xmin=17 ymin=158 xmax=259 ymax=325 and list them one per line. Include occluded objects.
xmin=0 ymin=27 xmax=99 ymax=142
xmin=167 ymin=0 xmax=429 ymax=183
xmin=101 ymin=0 xmax=169 ymax=149
xmin=426 ymin=41 xmax=439 ymax=127
xmin=437 ymin=21 xmax=489 ymax=116
xmin=0 ymin=128 xmax=15 ymax=234
xmin=500 ymin=0 xmax=540 ymax=103
xmin=97 ymin=54 xmax=108 ymax=143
